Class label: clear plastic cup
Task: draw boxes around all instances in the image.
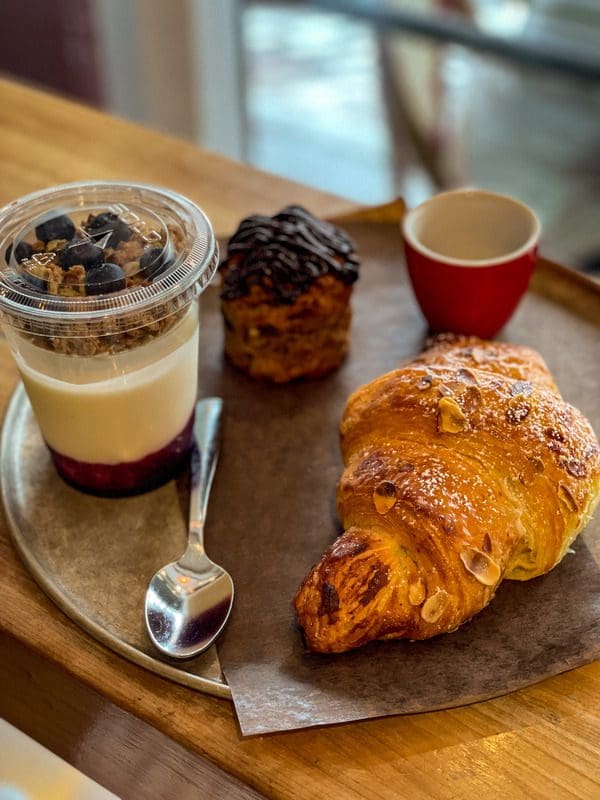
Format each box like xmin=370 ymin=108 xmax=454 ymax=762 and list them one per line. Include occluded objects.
xmin=0 ymin=181 xmax=218 ymax=495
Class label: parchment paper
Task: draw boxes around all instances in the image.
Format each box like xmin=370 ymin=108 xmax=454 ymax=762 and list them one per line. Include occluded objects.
xmin=200 ymin=219 xmax=600 ymax=735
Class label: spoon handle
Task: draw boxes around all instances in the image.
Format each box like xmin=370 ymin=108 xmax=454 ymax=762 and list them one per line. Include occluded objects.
xmin=188 ymin=398 xmax=223 ymax=547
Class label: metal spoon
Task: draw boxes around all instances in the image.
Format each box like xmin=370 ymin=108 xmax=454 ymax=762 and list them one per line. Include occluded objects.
xmin=145 ymin=397 xmax=234 ymax=659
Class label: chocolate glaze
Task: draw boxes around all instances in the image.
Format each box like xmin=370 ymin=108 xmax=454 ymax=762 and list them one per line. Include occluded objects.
xmin=220 ymin=205 xmax=359 ymax=304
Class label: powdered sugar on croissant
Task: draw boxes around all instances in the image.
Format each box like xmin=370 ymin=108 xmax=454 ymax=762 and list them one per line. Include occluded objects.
xmin=294 ymin=337 xmax=600 ymax=653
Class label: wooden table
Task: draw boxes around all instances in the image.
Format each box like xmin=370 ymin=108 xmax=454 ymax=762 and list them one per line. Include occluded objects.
xmin=0 ymin=77 xmax=598 ymax=800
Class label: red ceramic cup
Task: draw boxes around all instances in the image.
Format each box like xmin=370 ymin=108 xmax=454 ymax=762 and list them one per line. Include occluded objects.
xmin=402 ymin=189 xmax=540 ymax=338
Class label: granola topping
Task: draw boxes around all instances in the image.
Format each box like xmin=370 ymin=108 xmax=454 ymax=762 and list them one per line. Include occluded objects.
xmin=4 ymin=210 xmax=185 ymax=355
xmin=12 ymin=210 xmax=173 ymax=299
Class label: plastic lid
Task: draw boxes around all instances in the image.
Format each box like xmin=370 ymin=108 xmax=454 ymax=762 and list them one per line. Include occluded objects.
xmin=0 ymin=181 xmax=218 ymax=337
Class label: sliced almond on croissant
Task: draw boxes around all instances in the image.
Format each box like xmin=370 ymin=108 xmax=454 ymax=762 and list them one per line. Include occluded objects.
xmin=558 ymin=484 xmax=578 ymax=512
xmin=460 ymin=547 xmax=501 ymax=586
xmin=408 ymin=577 xmax=426 ymax=606
xmin=420 ymin=589 xmax=448 ymax=623
xmin=373 ymin=480 xmax=396 ymax=514
xmin=437 ymin=397 xmax=467 ymax=433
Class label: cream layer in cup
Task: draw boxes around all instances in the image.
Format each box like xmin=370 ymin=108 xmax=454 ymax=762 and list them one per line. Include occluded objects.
xmin=17 ymin=304 xmax=199 ymax=464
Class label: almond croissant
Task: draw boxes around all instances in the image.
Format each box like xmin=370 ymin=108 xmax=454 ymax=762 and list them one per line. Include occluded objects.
xmin=294 ymin=337 xmax=600 ymax=653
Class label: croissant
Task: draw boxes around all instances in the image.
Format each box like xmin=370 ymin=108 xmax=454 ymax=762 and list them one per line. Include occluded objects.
xmin=294 ymin=336 xmax=600 ymax=653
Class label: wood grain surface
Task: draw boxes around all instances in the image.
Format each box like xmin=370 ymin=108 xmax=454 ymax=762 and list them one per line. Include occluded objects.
xmin=0 ymin=77 xmax=599 ymax=799
xmin=0 ymin=77 xmax=354 ymax=237
xmin=1 ymin=634 xmax=266 ymax=800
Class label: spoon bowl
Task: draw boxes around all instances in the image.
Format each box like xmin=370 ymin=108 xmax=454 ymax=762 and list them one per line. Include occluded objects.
xmin=146 ymin=561 xmax=234 ymax=660
xmin=145 ymin=398 xmax=234 ymax=659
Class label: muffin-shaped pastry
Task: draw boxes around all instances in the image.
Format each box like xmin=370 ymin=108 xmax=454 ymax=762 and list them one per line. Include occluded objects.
xmin=220 ymin=205 xmax=359 ymax=382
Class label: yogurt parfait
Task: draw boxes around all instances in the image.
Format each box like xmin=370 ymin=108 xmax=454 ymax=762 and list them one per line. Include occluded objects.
xmin=0 ymin=182 xmax=218 ymax=495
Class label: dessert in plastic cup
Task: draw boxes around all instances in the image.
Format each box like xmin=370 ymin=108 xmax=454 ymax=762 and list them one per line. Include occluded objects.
xmin=402 ymin=189 xmax=540 ymax=338
xmin=0 ymin=181 xmax=218 ymax=496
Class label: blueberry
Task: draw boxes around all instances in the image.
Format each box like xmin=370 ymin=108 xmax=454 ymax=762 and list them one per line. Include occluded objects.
xmin=85 ymin=212 xmax=131 ymax=248
xmin=59 ymin=240 xmax=104 ymax=269
xmin=5 ymin=240 xmax=34 ymax=264
xmin=86 ymin=263 xmax=126 ymax=295
xmin=35 ymin=214 xmax=75 ymax=243
xmin=139 ymin=246 xmax=167 ymax=278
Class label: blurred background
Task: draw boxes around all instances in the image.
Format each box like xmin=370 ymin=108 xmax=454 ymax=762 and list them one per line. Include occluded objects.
xmin=1 ymin=0 xmax=599 ymax=271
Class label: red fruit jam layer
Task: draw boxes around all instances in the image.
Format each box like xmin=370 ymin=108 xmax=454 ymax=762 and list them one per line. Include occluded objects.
xmin=48 ymin=413 xmax=194 ymax=497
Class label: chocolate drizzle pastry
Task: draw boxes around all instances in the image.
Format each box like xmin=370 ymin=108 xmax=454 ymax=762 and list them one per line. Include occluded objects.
xmin=220 ymin=205 xmax=359 ymax=304
xmin=220 ymin=206 xmax=360 ymax=382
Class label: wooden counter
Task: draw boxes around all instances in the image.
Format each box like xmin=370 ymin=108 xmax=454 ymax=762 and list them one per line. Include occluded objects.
xmin=0 ymin=77 xmax=598 ymax=800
